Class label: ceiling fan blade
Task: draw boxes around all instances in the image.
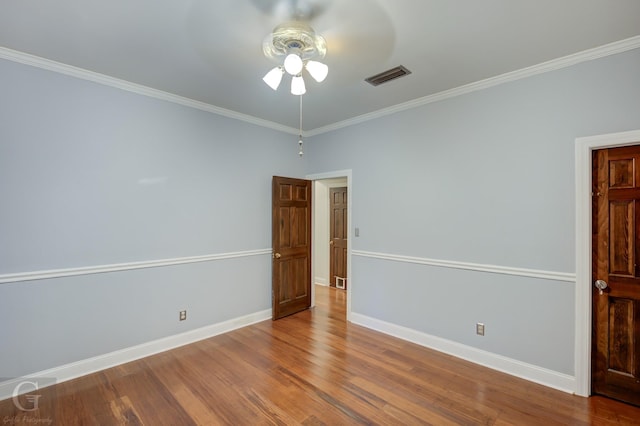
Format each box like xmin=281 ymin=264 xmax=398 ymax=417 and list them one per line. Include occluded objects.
xmin=187 ymin=0 xmax=270 ymax=69
xmin=314 ymin=0 xmax=396 ymax=79
xmin=249 ymin=0 xmax=333 ymax=21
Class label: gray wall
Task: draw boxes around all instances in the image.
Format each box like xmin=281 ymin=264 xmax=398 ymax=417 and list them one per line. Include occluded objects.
xmin=306 ymin=48 xmax=640 ymax=375
xmin=0 ymin=58 xmax=304 ymax=377
xmin=2 ymin=46 xmax=640 ymax=381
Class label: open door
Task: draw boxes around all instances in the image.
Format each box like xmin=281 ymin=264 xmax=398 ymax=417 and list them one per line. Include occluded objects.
xmin=272 ymin=176 xmax=312 ymax=319
xmin=329 ymin=186 xmax=348 ymax=289
xmin=592 ymin=146 xmax=640 ymax=406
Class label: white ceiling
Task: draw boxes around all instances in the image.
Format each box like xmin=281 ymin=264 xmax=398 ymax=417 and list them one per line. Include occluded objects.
xmin=1 ymin=0 xmax=640 ymax=132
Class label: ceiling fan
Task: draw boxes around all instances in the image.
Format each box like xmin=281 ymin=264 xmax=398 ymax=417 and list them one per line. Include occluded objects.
xmin=187 ymin=0 xmax=394 ymax=98
xmin=246 ymin=0 xmax=394 ymax=155
xmin=261 ymin=20 xmax=329 ymax=95
xmin=251 ymin=0 xmax=333 ymax=156
xmin=252 ymin=0 xmax=332 ymax=95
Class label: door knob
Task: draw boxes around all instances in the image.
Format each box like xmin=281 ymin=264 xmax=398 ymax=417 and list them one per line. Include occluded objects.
xmin=329 ymin=241 xmax=334 ymax=245
xmin=595 ymin=279 xmax=608 ymax=295
xmin=273 ymin=252 xmax=282 ymax=259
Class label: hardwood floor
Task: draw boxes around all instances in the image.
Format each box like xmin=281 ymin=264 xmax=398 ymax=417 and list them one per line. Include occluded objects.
xmin=2 ymin=285 xmax=640 ymax=425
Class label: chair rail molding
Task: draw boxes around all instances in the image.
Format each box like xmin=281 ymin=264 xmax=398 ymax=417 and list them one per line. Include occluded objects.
xmin=0 ymin=249 xmax=272 ymax=285
xmin=353 ymin=250 xmax=575 ymax=282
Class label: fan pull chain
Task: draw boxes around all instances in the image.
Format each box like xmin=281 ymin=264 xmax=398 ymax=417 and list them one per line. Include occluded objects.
xmin=298 ymin=94 xmax=304 ymax=157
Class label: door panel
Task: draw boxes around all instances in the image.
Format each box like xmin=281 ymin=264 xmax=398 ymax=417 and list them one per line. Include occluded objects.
xmin=329 ymin=187 xmax=348 ymax=289
xmin=608 ymin=298 xmax=635 ymax=375
xmin=592 ymin=146 xmax=640 ymax=406
xmin=272 ymin=176 xmax=311 ymax=319
xmin=274 ymin=256 xmax=309 ymax=301
xmin=609 ymin=200 xmax=635 ymax=276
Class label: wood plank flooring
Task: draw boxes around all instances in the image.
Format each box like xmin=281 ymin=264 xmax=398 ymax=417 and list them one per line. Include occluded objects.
xmin=2 ymin=285 xmax=640 ymax=425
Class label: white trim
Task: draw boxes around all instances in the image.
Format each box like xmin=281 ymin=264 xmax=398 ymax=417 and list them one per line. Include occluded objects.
xmin=0 ymin=249 xmax=272 ymax=285
xmin=306 ymin=36 xmax=640 ymax=137
xmin=0 ymin=308 xmax=271 ymax=402
xmin=0 ymin=47 xmax=299 ymax=136
xmin=307 ymin=170 xmax=353 ymax=321
xmin=574 ymin=129 xmax=640 ymax=397
xmin=2 ymin=37 xmax=639 ymax=138
xmin=314 ymin=277 xmax=328 ymax=286
xmin=351 ymin=312 xmax=576 ymax=394
xmin=353 ymin=250 xmax=575 ymax=282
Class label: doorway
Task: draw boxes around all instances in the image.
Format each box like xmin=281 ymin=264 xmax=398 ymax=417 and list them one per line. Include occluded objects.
xmin=329 ymin=186 xmax=348 ymax=290
xmin=307 ymin=170 xmax=352 ymax=321
xmin=591 ymin=146 xmax=640 ymax=405
xmin=575 ymin=129 xmax=640 ymax=398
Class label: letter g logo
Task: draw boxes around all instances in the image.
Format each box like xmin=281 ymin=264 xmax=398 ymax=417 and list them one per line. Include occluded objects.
xmin=12 ymin=381 xmax=41 ymax=412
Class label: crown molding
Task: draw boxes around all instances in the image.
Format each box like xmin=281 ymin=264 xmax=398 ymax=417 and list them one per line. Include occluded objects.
xmin=2 ymin=35 xmax=639 ymax=137
xmin=306 ymin=35 xmax=640 ymax=137
xmin=0 ymin=46 xmax=299 ymax=135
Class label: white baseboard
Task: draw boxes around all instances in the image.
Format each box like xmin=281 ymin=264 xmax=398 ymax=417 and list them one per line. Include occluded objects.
xmin=350 ymin=312 xmax=576 ymax=395
xmin=2 ymin=309 xmax=577 ymax=402
xmin=314 ymin=277 xmax=328 ymax=286
xmin=0 ymin=309 xmax=272 ymax=401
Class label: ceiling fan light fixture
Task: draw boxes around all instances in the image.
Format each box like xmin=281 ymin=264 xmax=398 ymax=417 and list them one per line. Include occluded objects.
xmin=262 ymin=21 xmax=328 ymax=95
xmin=263 ymin=66 xmax=284 ymax=90
xmin=291 ymin=75 xmax=306 ymax=95
xmin=305 ymin=60 xmax=328 ymax=82
xmin=284 ymin=52 xmax=304 ymax=75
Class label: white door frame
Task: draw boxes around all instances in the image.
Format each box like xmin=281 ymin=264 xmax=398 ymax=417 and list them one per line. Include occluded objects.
xmin=307 ymin=169 xmax=353 ymax=321
xmin=575 ymin=129 xmax=640 ymax=396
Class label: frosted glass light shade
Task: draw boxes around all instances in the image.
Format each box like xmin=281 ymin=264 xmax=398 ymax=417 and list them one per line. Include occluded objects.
xmin=305 ymin=60 xmax=328 ymax=82
xmin=291 ymin=75 xmax=306 ymax=95
xmin=263 ymin=67 xmax=284 ymax=90
xmin=284 ymin=53 xmax=303 ymax=75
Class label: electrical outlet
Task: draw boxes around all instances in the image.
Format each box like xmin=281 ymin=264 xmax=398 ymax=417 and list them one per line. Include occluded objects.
xmin=179 ymin=310 xmax=187 ymax=321
xmin=476 ymin=323 xmax=485 ymax=336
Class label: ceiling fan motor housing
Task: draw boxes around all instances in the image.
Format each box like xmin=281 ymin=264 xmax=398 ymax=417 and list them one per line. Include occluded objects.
xmin=263 ymin=21 xmax=327 ymax=62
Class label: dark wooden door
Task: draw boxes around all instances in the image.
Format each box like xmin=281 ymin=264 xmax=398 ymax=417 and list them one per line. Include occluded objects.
xmin=272 ymin=176 xmax=312 ymax=320
xmin=329 ymin=187 xmax=348 ymax=289
xmin=592 ymin=146 xmax=640 ymax=406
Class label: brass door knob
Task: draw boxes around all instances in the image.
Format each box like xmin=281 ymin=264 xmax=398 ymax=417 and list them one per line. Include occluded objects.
xmin=274 ymin=252 xmax=282 ymax=259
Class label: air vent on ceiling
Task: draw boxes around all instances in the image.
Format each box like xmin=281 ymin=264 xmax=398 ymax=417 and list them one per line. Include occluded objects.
xmin=365 ymin=65 xmax=412 ymax=86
